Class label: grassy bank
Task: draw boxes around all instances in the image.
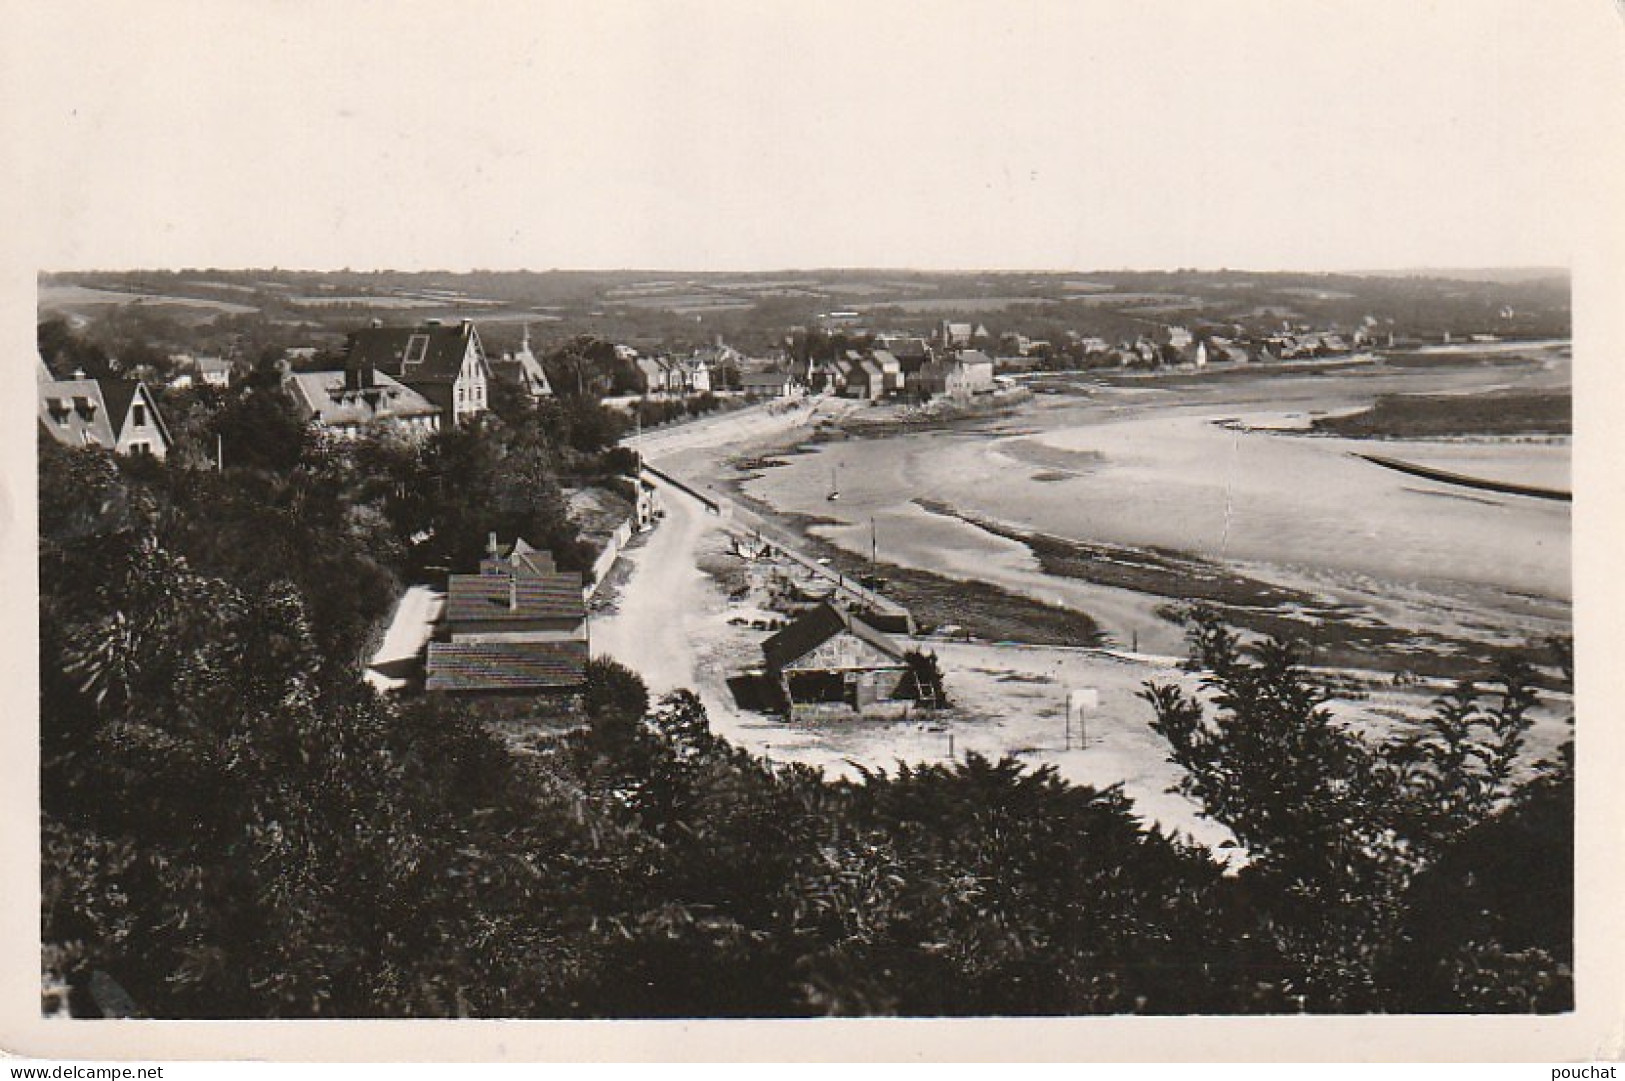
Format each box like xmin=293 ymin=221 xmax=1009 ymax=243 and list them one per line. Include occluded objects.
xmin=913 ymin=499 xmax=1554 ymax=685
xmin=1311 ymin=390 xmax=1570 ymax=439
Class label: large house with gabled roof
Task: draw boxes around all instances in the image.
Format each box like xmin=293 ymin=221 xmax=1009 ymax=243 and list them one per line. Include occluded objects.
xmin=37 ymin=359 xmax=172 ymax=459
xmin=284 ymin=366 xmax=441 ymax=441
xmin=343 ymin=318 xmax=491 ymax=425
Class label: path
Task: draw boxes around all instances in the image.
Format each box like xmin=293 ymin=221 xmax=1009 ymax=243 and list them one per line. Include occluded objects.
xmin=365 ymin=585 xmax=443 ymax=692
xmin=591 ymin=475 xmax=718 ymax=696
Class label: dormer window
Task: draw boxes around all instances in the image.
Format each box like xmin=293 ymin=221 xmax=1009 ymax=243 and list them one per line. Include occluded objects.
xmin=73 ymin=396 xmax=97 ymax=420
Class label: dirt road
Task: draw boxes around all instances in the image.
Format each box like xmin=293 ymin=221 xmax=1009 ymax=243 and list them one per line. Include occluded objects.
xmin=591 ymin=477 xmax=720 ymax=696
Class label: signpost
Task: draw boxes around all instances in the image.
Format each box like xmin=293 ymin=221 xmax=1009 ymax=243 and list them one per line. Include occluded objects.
xmin=1066 ymin=687 xmax=1100 ymax=751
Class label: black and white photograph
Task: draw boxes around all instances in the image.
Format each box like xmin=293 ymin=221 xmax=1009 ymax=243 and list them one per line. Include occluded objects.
xmin=5 ymin=0 xmax=1624 ymax=1065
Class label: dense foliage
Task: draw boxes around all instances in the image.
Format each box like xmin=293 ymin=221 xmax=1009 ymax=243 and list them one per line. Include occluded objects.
xmin=1139 ymin=608 xmax=1572 ymax=1011
xmin=42 ymin=466 xmax=1572 ymax=1017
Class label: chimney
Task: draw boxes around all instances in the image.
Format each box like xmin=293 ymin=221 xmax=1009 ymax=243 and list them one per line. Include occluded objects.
xmin=508 ymin=571 xmax=519 ymax=611
xmin=345 ymin=362 xmax=375 ymax=391
xmin=487 ymin=532 xmax=500 ymax=558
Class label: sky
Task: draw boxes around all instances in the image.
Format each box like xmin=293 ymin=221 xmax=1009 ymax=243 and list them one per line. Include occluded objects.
xmin=5 ymin=0 xmax=1624 ymax=272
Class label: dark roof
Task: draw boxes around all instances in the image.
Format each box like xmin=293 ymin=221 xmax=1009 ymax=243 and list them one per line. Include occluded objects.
xmin=878 ymin=336 xmax=930 ymax=359
xmin=426 ymin=640 xmax=588 ymax=691
xmin=444 ymin=571 xmax=584 ymax=623
xmin=762 ymin=601 xmax=906 ymax=671
xmin=345 ymin=321 xmax=485 ymax=385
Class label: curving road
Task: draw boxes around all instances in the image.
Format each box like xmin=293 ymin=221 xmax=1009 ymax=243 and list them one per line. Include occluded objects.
xmin=590 ymin=475 xmax=717 ymax=696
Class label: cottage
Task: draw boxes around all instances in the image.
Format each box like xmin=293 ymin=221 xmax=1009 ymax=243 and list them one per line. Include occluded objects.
xmin=910 ymin=349 xmax=995 ymax=400
xmin=869 ymin=349 xmax=905 ymax=394
xmin=167 ymin=355 xmax=233 ymax=390
xmin=834 ymin=353 xmax=882 ymax=400
xmin=426 ymin=535 xmax=589 ymax=695
xmin=344 ymin=318 xmax=491 ymax=425
xmin=284 ymin=366 xmax=441 ymax=441
xmin=684 ymin=355 xmax=712 ymax=394
xmin=738 ymin=368 xmax=799 ymax=398
xmin=631 ymin=355 xmax=669 ymax=395
xmin=38 ymin=361 xmax=171 ymax=459
xmin=490 ymin=324 xmax=553 ymax=399
xmin=762 ymin=602 xmax=912 ymax=714
xmin=935 ymin=320 xmax=990 ymax=350
xmin=873 ymin=335 xmax=933 ymax=372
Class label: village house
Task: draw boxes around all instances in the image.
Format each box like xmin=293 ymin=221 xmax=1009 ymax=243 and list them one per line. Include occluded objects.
xmin=631 ymin=354 xmax=669 ymax=395
xmin=490 ymin=324 xmax=553 ymax=399
xmin=167 ymin=354 xmax=233 ymax=390
xmin=910 ymin=349 xmax=996 ymax=400
xmin=1209 ymin=338 xmax=1252 ymax=365
xmin=873 ymin=334 xmax=933 ymax=372
xmin=935 ymin=320 xmax=991 ymax=351
xmin=284 ymin=364 xmax=442 ymax=441
xmin=630 ymin=352 xmax=689 ymax=395
xmin=738 ymin=367 xmax=800 ymax=398
xmin=38 ymin=359 xmax=172 ymax=459
xmin=343 ymin=318 xmax=491 ymax=426
xmin=682 ymin=354 xmax=712 ymax=394
xmin=835 ymin=352 xmax=886 ymax=400
xmin=762 ymin=601 xmax=913 ymax=716
xmin=869 ymin=349 xmax=906 ymax=394
xmin=425 ymin=534 xmax=589 ymax=695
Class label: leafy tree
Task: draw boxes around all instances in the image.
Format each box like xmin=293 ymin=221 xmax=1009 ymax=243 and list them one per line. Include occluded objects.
xmin=902 ymin=649 xmax=949 ymax=707
xmin=1142 ymin=610 xmax=1570 ymax=1012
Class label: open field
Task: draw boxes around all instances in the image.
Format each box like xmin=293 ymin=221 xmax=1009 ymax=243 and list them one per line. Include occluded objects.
xmin=38 ymin=282 xmax=260 ymax=315
xmin=858 ymin=296 xmax=1058 ymax=312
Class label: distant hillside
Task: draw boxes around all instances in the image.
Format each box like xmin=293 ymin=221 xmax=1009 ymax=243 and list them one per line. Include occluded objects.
xmin=38 ymin=267 xmax=1572 ymax=360
xmin=1350 ymin=267 xmax=1568 ymax=283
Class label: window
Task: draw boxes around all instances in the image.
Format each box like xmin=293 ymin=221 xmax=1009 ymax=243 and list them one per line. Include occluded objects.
xmin=403 ymin=335 xmax=430 ymax=367
xmin=132 ymin=403 xmax=147 ymax=428
xmin=129 ymin=441 xmax=151 ymax=456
